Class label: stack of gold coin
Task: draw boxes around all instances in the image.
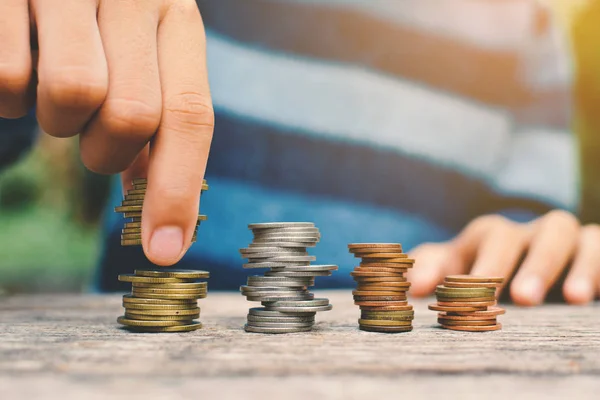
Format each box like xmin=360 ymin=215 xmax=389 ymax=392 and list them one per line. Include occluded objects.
xmin=428 ymin=275 xmax=505 ymax=332
xmin=348 ymin=243 xmax=415 ymax=333
xmin=117 ymin=269 xmax=209 ymax=332
xmin=114 ymin=178 xmax=209 ymax=246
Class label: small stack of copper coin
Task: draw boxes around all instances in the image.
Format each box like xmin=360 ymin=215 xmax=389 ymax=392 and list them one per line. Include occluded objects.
xmin=349 ymin=243 xmax=415 ymax=333
xmin=429 ymin=275 xmax=505 ymax=332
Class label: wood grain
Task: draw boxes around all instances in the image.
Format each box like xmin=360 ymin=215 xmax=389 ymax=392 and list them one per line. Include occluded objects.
xmin=1 ymin=290 xmax=599 ymax=399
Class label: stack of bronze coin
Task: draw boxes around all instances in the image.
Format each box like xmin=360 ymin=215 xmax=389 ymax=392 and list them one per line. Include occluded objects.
xmin=429 ymin=275 xmax=505 ymax=332
xmin=117 ymin=269 xmax=209 ymax=332
xmin=114 ymin=178 xmax=208 ymax=246
xmin=349 ymin=243 xmax=415 ymax=333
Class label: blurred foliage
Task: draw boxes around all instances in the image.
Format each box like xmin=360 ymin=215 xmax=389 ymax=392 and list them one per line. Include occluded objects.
xmin=0 ymin=135 xmax=110 ymax=293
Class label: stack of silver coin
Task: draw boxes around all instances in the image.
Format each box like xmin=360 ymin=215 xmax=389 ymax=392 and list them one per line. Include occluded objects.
xmin=239 ymin=222 xmax=337 ymax=334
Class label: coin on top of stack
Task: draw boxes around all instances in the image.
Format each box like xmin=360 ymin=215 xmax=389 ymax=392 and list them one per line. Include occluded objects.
xmin=239 ymin=222 xmax=337 ymax=334
xmin=429 ymin=275 xmax=505 ymax=332
xmin=117 ymin=269 xmax=209 ymax=332
xmin=114 ymin=178 xmax=208 ymax=246
xmin=349 ymin=243 xmax=415 ymax=333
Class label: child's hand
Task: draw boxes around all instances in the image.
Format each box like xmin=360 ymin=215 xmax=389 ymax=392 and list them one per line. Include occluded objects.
xmin=408 ymin=211 xmax=598 ymax=305
xmin=0 ymin=0 xmax=214 ymax=266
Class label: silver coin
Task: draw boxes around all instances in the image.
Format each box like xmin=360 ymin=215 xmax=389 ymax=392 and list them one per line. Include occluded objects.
xmin=243 ymin=262 xmax=312 ymax=269
xmin=248 ymin=307 xmax=317 ymax=317
xmin=269 ymin=264 xmax=339 ymax=272
xmin=246 ymin=321 xmax=314 ymax=328
xmin=244 ymin=325 xmax=313 ymax=334
xmin=248 ymin=222 xmax=315 ymax=229
xmin=240 ymin=247 xmax=307 ymax=254
xmin=262 ymin=298 xmax=329 ymax=307
xmin=251 ymin=237 xmax=319 ymax=243
xmin=246 ymin=294 xmax=314 ymax=302
xmin=243 ymin=252 xmax=309 ymax=259
xmin=248 ymin=242 xmax=312 ymax=248
xmin=252 ymin=233 xmax=321 ymax=239
xmin=251 ymin=227 xmax=320 ymax=234
xmin=263 ymin=304 xmax=333 ymax=313
xmin=246 ymin=315 xmax=316 ymax=323
xmin=240 ymin=286 xmax=307 ymax=292
xmin=246 ymin=277 xmax=314 ymax=287
xmin=265 ymin=271 xmax=333 ymax=277
xmin=250 ymin=256 xmax=316 ymax=262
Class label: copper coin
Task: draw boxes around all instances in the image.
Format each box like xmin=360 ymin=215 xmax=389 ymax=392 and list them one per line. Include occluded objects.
xmin=353 ymin=290 xmax=408 ymax=296
xmin=443 ymin=281 xmax=502 ymax=289
xmin=357 ymin=281 xmax=410 ymax=288
xmin=437 ymin=313 xmax=497 ymax=321
xmin=353 ymin=295 xmax=407 ymax=302
xmin=359 ymin=305 xmax=413 ymax=311
xmin=435 ymin=297 xmax=496 ymax=303
xmin=428 ymin=304 xmax=487 ymax=312
xmin=359 ymin=319 xmax=412 ymax=327
xmin=445 ymin=306 xmax=506 ymax=317
xmin=355 ymin=300 xmax=409 ymax=307
xmin=437 ymin=300 xmax=496 ymax=307
xmin=445 ymin=275 xmax=504 ymax=284
xmin=351 ymin=271 xmax=402 ymax=277
xmin=358 ymin=262 xmax=412 ymax=269
xmin=438 ymin=318 xmax=497 ymax=326
xmin=353 ymin=253 xmax=408 ymax=259
xmin=356 ymin=286 xmax=409 ymax=293
xmin=348 ymin=243 xmax=402 ymax=250
xmin=354 ymin=267 xmax=407 ymax=274
xmin=361 ymin=258 xmax=414 ymax=264
xmin=440 ymin=323 xmax=502 ymax=332
xmin=359 ymin=325 xmax=412 ymax=333
xmin=354 ymin=277 xmax=407 ymax=283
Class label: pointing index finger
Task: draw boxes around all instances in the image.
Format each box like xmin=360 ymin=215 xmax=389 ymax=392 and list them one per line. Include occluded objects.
xmin=142 ymin=1 xmax=214 ymax=266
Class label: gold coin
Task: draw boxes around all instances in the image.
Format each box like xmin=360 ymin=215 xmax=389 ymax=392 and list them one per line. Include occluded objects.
xmin=123 ymin=302 xmax=198 ymax=310
xmin=132 ymin=178 xmax=147 ymax=185
xmin=359 ymin=319 xmax=412 ymax=327
xmin=117 ymin=316 xmax=185 ymax=327
xmin=360 ymin=314 xmax=413 ymax=321
xmin=124 ymin=307 xmax=200 ymax=316
xmin=124 ymin=313 xmax=199 ymax=321
xmin=132 ymin=281 xmax=207 ymax=289
xmin=122 ymin=228 xmax=141 ymax=234
xmin=122 ymin=294 xmax=196 ymax=305
xmin=121 ymin=200 xmax=144 ymax=206
xmin=132 ymin=287 xmax=206 ymax=295
xmin=127 ymin=189 xmax=146 ymax=196
xmin=118 ymin=275 xmax=190 ymax=284
xmin=353 ymin=253 xmax=408 ymax=259
xmin=359 ymin=325 xmax=412 ymax=333
xmin=124 ymin=195 xmax=145 ymax=201
xmin=121 ymin=239 xmax=142 ymax=246
xmin=348 ymin=243 xmax=402 ymax=250
xmin=115 ymin=205 xmax=143 ymax=212
xmin=124 ymin=322 xmax=202 ymax=332
xmin=360 ymin=310 xmax=414 ymax=316
xmin=123 ymin=211 xmax=142 ymax=218
xmin=135 ymin=269 xmax=210 ymax=279
xmin=444 ymin=275 xmax=504 ymax=284
xmin=131 ymin=292 xmax=206 ymax=300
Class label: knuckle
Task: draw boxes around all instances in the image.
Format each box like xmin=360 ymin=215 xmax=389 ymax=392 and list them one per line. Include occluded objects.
xmin=544 ymin=209 xmax=579 ymax=230
xmin=582 ymin=224 xmax=600 ymax=239
xmin=163 ymin=92 xmax=215 ymax=133
xmin=103 ymin=97 xmax=162 ymax=140
xmin=0 ymin=62 xmax=30 ymax=96
xmin=44 ymin=68 xmax=107 ymax=110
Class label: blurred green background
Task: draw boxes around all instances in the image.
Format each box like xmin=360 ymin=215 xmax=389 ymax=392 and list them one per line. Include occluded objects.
xmin=0 ymin=135 xmax=111 ymax=293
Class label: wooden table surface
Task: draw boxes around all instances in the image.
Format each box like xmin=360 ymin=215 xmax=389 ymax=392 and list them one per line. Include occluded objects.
xmin=1 ymin=290 xmax=600 ymax=399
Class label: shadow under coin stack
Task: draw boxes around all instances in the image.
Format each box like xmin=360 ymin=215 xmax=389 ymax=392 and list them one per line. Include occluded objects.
xmin=115 ymin=178 xmax=208 ymax=246
xmin=114 ymin=177 xmax=210 ymax=333
xmin=428 ymin=275 xmax=505 ymax=332
xmin=349 ymin=243 xmax=415 ymax=333
xmin=117 ymin=270 xmax=208 ymax=332
xmin=239 ymin=222 xmax=336 ymax=334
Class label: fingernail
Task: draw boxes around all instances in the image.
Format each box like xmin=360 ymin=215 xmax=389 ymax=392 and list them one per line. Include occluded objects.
xmin=568 ymin=278 xmax=593 ymax=303
xmin=517 ymin=276 xmax=544 ymax=305
xmin=149 ymin=226 xmax=184 ymax=262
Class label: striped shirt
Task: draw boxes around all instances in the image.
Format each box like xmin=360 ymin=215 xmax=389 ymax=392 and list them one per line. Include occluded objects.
xmin=1 ymin=1 xmax=577 ymax=291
